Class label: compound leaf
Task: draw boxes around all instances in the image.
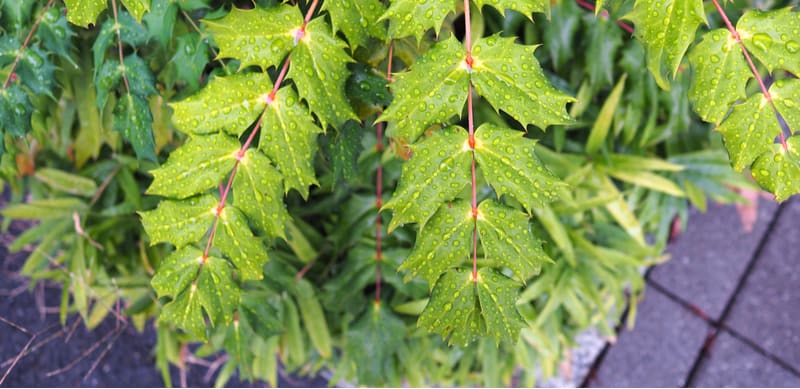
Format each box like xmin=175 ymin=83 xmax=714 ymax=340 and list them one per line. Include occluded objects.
xmin=717 ymin=93 xmax=781 ymax=172
xmin=473 ymin=0 xmax=548 ymax=18
xmin=752 ymin=138 xmax=800 ymax=201
xmin=152 ymin=246 xmax=239 ymax=340
xmin=289 ymin=17 xmax=357 ymax=129
xmin=474 ymin=267 xmax=526 ymax=345
xmin=738 ymin=7 xmax=800 ymax=77
xmin=259 ymin=87 xmax=323 ymax=198
xmin=322 ymin=0 xmax=385 ymax=48
xmin=147 ymin=133 xmax=240 ymax=199
xmin=476 ymin=199 xmax=547 ymax=282
xmin=64 ymin=0 xmax=107 ymax=27
xmin=471 ymin=35 xmax=574 ymax=130
xmin=382 ymin=126 xmax=471 ymax=231
xmin=380 ymin=0 xmax=458 ymax=42
xmin=400 ymin=200 xmax=472 ymax=287
xmin=381 ymin=36 xmax=468 ymax=143
xmin=474 ymin=124 xmax=562 ymax=212
xmin=140 ymin=194 xmax=217 ymax=248
xmin=215 ymin=206 xmax=270 ymax=281
xmin=625 ymin=0 xmax=706 ymax=89
xmin=170 ymin=72 xmax=271 ymax=136
xmin=204 ymin=5 xmax=301 ymax=71
xmin=114 ymin=93 xmax=156 ymax=161
xmin=688 ymin=28 xmax=751 ymax=124
xmin=234 ymin=149 xmax=288 ymax=240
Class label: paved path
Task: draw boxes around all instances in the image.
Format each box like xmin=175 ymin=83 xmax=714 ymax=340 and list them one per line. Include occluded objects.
xmin=586 ymin=198 xmax=800 ymax=387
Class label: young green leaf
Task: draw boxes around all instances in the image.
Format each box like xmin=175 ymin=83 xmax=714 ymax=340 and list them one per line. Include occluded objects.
xmin=294 ymin=279 xmax=333 ymax=358
xmin=471 ymin=35 xmax=574 ymax=130
xmin=399 ymin=200 xmax=472 ymax=286
xmin=586 ymin=74 xmax=626 ymax=153
xmin=476 ymin=199 xmax=547 ymax=282
xmin=380 ymin=36 xmax=468 ymax=143
xmin=259 ymin=87 xmax=323 ymax=198
xmin=215 ymin=206 xmax=270 ymax=281
xmin=147 ymin=133 xmax=240 ymax=199
xmin=170 ymin=72 xmax=271 ymax=136
xmin=688 ymin=29 xmax=750 ymax=124
xmin=171 ymin=33 xmax=210 ymax=91
xmin=152 ymin=246 xmax=240 ymax=340
xmin=380 ymin=0 xmax=458 ymax=42
xmin=114 ymin=93 xmax=156 ymax=161
xmin=233 ymin=149 xmax=289 ymax=240
xmin=63 ymin=0 xmax=107 ymax=27
xmin=751 ymin=138 xmax=800 ymax=201
xmin=322 ymin=0 xmax=385 ymax=49
xmin=738 ymin=8 xmax=800 ymax=77
xmin=140 ymin=194 xmax=216 ymax=248
xmin=382 ymin=126 xmax=471 ymax=231
xmin=473 ymin=0 xmax=548 ymax=18
xmin=204 ymin=5 xmax=302 ymax=70
xmin=142 ymin=0 xmax=178 ymax=47
xmin=473 ymin=124 xmax=563 ymax=212
xmin=93 ymin=12 xmax=147 ymax=75
xmin=289 ymin=18 xmax=357 ymax=129
xmin=625 ymin=0 xmax=706 ymax=89
xmin=717 ymin=93 xmax=780 ymax=172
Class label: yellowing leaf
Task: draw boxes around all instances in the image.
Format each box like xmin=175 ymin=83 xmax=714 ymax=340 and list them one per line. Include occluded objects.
xmin=234 ymin=149 xmax=288 ymax=240
xmin=64 ymin=0 xmax=106 ymax=27
xmin=204 ymin=5 xmax=301 ymax=70
xmin=474 ymin=124 xmax=563 ymax=212
xmin=121 ymin=0 xmax=150 ymax=22
xmin=322 ymin=0 xmax=385 ymax=48
xmin=147 ymin=134 xmax=240 ymax=199
xmin=382 ymin=126 xmax=471 ymax=231
xmin=290 ymin=18 xmax=357 ymax=129
xmin=381 ymin=36 xmax=468 ymax=143
xmin=259 ymin=87 xmax=323 ymax=198
xmin=477 ymin=200 xmax=547 ymax=282
xmin=471 ymin=35 xmax=574 ymax=130
xmin=380 ymin=0 xmax=458 ymax=42
xmin=738 ymin=8 xmax=800 ymax=77
xmin=152 ymin=246 xmax=240 ymax=340
xmin=688 ymin=29 xmax=750 ymax=124
xmin=626 ymin=0 xmax=706 ymax=89
xmin=140 ymin=194 xmax=216 ymax=248
xmin=170 ymin=72 xmax=271 ymax=136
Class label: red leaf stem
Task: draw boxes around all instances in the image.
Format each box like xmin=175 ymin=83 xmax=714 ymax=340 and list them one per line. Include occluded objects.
xmin=574 ymin=0 xmax=634 ymax=34
xmin=464 ymin=0 xmax=479 ymax=282
xmin=375 ymin=41 xmax=394 ymax=303
xmin=2 ymin=0 xmax=56 ymax=89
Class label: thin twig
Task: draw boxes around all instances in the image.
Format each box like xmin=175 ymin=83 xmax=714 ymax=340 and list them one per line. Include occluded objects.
xmin=0 ymin=316 xmax=35 ymax=385
xmin=110 ymin=0 xmax=131 ymax=93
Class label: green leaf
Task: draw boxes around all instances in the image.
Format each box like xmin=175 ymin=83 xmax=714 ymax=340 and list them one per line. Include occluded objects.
xmin=382 ymin=126 xmax=471 ymax=231
xmin=322 ymin=0 xmax=385 ymax=48
xmin=586 ymin=74 xmax=626 ymax=154
xmin=381 ymin=36 xmax=468 ymax=143
xmin=738 ymin=8 xmax=800 ymax=77
xmin=259 ymin=87 xmax=323 ymax=198
xmin=93 ymin=12 xmax=148 ymax=75
xmin=140 ymin=194 xmax=216 ymax=248
xmin=38 ymin=7 xmax=77 ymax=66
xmin=171 ymin=33 xmax=210 ymax=91
xmin=1 ymin=198 xmax=86 ymax=220
xmin=474 ymin=124 xmax=562 ymax=212
xmin=0 ymin=85 xmax=33 ymax=139
xmin=717 ymin=93 xmax=780 ymax=172
xmin=152 ymin=246 xmax=239 ymax=340
xmin=121 ymin=0 xmax=150 ymax=22
xmin=147 ymin=133 xmax=240 ymax=199
xmin=476 ymin=199 xmax=546 ymax=282
xmin=380 ymin=0 xmax=458 ymax=42
xmin=603 ymin=168 xmax=686 ymax=197
xmin=289 ymin=18 xmax=357 ymax=129
xmin=204 ymin=5 xmax=301 ymax=70
xmin=331 ymin=120 xmax=364 ymax=184
xmin=170 ymin=72 xmax=271 ymax=136
xmin=34 ymin=168 xmax=98 ymax=197
xmin=418 ymin=267 xmax=524 ymax=346
xmin=294 ymin=279 xmax=332 ymax=358
xmin=114 ymin=94 xmax=156 ymax=161
xmin=688 ymin=29 xmax=750 ymax=124
xmin=64 ymin=0 xmax=107 ymax=27
xmin=234 ymin=149 xmax=288 ymax=240
xmin=215 ymin=206 xmax=269 ymax=281
xmin=473 ymin=0 xmax=548 ymax=18
xmin=625 ymin=0 xmax=706 ymax=89
xmin=400 ymin=200 xmax=472 ymax=286
xmin=471 ymin=35 xmax=574 ymax=130
xmin=142 ymin=0 xmax=178 ymax=47
xmin=239 ymin=293 xmax=283 ymax=339
xmin=773 ymin=79 xmax=800 ymax=133
xmin=752 ymin=137 xmax=800 ymax=201
xmin=346 ymin=304 xmax=405 ymax=386
xmin=96 ymin=55 xmax=157 ymax=111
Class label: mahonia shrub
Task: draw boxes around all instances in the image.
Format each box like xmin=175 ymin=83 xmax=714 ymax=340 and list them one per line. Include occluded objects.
xmin=0 ymin=0 xmax=797 ymax=386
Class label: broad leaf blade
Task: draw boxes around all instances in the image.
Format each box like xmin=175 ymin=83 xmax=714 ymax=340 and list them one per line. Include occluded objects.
xmin=752 ymin=138 xmax=800 ymax=201
xmin=471 ymin=35 xmax=574 ymax=130
xmin=475 ymin=267 xmax=526 ymax=345
xmin=381 ymin=36 xmax=468 ymax=143
xmin=64 ymin=0 xmax=106 ymax=27
xmin=717 ymin=93 xmax=781 ymax=171
xmin=140 ymin=195 xmax=216 ymax=248
xmin=380 ymin=0 xmax=458 ymax=42
xmin=322 ymin=0 xmax=385 ymax=48
xmin=418 ymin=268 xmax=485 ymax=346
xmin=688 ymin=29 xmax=750 ymax=124
xmin=215 ymin=206 xmax=269 ymax=281
xmin=234 ymin=149 xmax=288 ymax=239
xmin=121 ymin=0 xmax=150 ymax=21
xmin=738 ymin=8 xmax=800 ymax=77
xmin=382 ymin=126 xmax=471 ymax=231
xmin=473 ymin=0 xmax=548 ymax=18
xmin=477 ymin=199 xmax=547 ymax=282
xmin=114 ymin=94 xmax=156 ymax=161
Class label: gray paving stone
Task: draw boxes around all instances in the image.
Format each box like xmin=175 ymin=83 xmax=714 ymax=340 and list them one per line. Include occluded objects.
xmin=726 ymin=197 xmax=800 ymax=372
xmin=589 ymin=288 xmax=709 ymax=388
xmin=692 ymin=331 xmax=800 ymax=387
xmin=649 ymin=200 xmax=778 ymax=321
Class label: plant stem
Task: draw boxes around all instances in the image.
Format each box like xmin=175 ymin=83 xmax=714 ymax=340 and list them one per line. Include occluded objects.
xmin=375 ymin=41 xmax=394 ymax=304
xmin=2 ymin=0 xmax=55 ymax=89
xmin=110 ymin=0 xmax=131 ymax=93
xmin=710 ymin=0 xmax=788 ymax=149
xmin=464 ymin=0 xmax=479 ymax=282
xmin=180 ymin=10 xmax=231 ymax=76
xmin=574 ymin=0 xmax=634 ymax=34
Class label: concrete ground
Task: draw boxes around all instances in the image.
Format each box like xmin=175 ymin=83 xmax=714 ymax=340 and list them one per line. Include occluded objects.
xmin=585 ymin=198 xmax=800 ymax=387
